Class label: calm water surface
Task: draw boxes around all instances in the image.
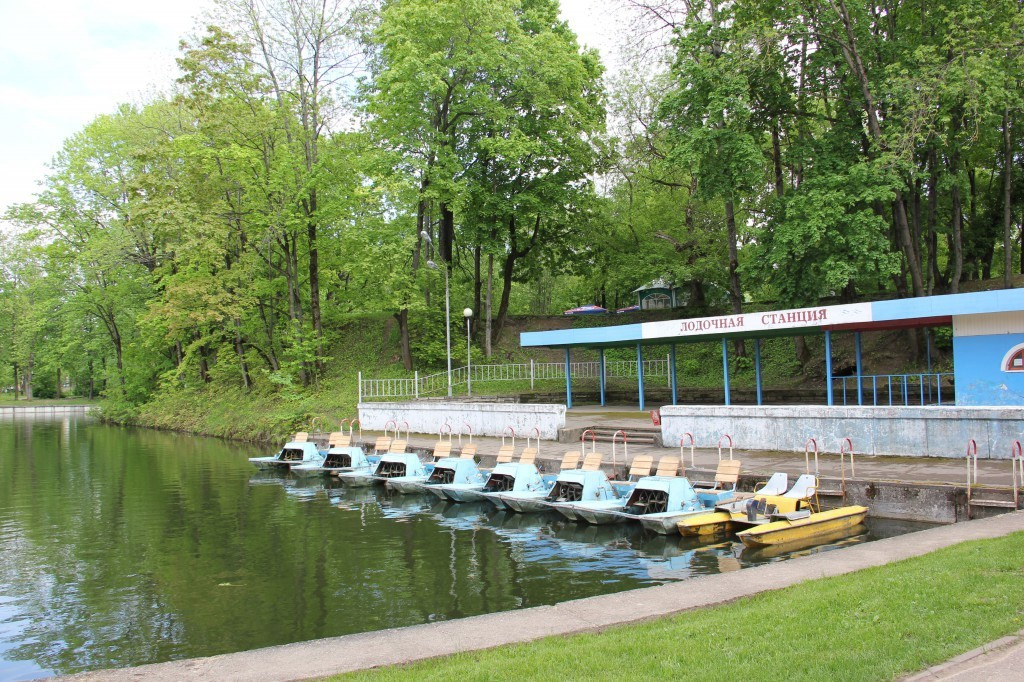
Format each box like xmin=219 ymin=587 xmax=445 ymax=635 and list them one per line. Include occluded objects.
xmin=0 ymin=415 xmax=933 ymax=679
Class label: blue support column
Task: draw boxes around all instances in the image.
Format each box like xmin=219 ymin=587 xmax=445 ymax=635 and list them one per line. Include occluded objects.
xmin=825 ymin=331 xmax=834 ymax=406
xmin=599 ymin=348 xmax=606 ymax=407
xmin=722 ymin=339 xmax=731 ymax=406
xmin=669 ymin=343 xmax=678 ymax=405
xmin=636 ymin=343 xmax=646 ymax=411
xmin=855 ymin=332 xmax=863 ymax=406
xmin=754 ymin=338 xmax=763 ymax=406
xmin=564 ymin=348 xmax=573 ymax=409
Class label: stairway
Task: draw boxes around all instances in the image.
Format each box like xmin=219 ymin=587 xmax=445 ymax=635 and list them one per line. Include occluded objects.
xmin=968 ymin=486 xmax=1020 ymax=518
xmin=586 ymin=425 xmax=661 ymax=447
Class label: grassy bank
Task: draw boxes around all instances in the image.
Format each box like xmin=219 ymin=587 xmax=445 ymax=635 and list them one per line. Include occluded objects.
xmin=336 ymin=531 xmax=1024 ymax=681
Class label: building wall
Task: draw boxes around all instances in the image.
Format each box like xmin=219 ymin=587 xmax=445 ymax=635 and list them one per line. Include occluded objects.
xmin=953 ymin=312 xmax=1024 ymax=406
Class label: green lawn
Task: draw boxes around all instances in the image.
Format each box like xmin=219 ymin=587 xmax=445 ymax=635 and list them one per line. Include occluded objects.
xmin=336 ymin=531 xmax=1024 ymax=681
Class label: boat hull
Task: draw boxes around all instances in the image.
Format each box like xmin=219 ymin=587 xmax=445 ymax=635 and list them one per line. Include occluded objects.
xmin=440 ymin=485 xmax=487 ymax=503
xmin=634 ymin=509 xmax=707 ymax=535
xmin=248 ymin=457 xmax=290 ymax=470
xmin=335 ymin=472 xmax=379 ymax=487
xmin=677 ymin=511 xmax=737 ymax=537
xmin=737 ymin=506 xmax=869 ymax=548
xmin=500 ymin=493 xmax=549 ymax=513
xmin=571 ymin=500 xmax=628 ymax=525
xmin=387 ymin=476 xmax=429 ymax=494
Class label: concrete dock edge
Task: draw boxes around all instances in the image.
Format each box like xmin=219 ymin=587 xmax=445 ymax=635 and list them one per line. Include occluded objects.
xmin=63 ymin=511 xmax=1024 ymax=682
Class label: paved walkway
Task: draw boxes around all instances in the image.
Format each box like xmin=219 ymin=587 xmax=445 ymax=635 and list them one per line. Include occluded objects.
xmin=65 ymin=511 xmax=1024 ymax=682
xmin=902 ymin=630 xmax=1024 ymax=681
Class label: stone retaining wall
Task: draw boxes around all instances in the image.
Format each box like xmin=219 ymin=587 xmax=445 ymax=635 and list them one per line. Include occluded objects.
xmin=660 ymin=405 xmax=1024 ymax=458
xmin=358 ymin=401 xmax=566 ymax=440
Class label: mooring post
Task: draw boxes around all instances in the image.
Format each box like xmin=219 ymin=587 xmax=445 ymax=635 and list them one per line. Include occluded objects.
xmin=721 ymin=339 xmax=731 ymax=406
xmin=855 ymin=331 xmax=863 ymax=406
xmin=669 ymin=343 xmax=678 ymax=406
xmin=599 ymin=348 xmax=606 ymax=407
xmin=825 ymin=330 xmax=834 ymax=406
xmin=754 ymin=338 xmax=762 ymax=406
xmin=636 ymin=343 xmax=645 ymax=411
xmin=564 ymin=349 xmax=573 ymax=409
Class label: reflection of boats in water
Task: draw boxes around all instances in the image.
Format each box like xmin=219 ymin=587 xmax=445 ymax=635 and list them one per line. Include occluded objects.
xmin=430 ymin=501 xmax=492 ymax=532
xmin=377 ymin=489 xmax=436 ymax=520
xmin=247 ymin=468 xmax=329 ymax=501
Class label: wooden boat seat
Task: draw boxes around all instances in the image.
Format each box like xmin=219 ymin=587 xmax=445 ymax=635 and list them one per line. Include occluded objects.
xmin=460 ymin=443 xmax=478 ymax=459
xmin=783 ymin=474 xmax=818 ymax=499
xmin=293 ymin=431 xmax=309 ymax=443
xmin=518 ymin=447 xmax=538 ymax=465
xmin=496 ymin=444 xmax=515 ymax=464
xmin=433 ymin=442 xmax=452 ymax=459
xmin=327 ymin=432 xmax=350 ymax=448
xmin=559 ymin=451 xmax=581 ymax=471
xmin=373 ymin=436 xmax=392 ymax=454
xmin=655 ymin=455 xmax=680 ymax=477
xmin=694 ymin=459 xmax=742 ymax=491
xmin=388 ymin=439 xmax=408 ymax=454
xmin=581 ymin=452 xmax=603 ymax=471
xmin=629 ymin=455 xmax=654 ymax=479
xmin=754 ymin=472 xmax=789 ymax=496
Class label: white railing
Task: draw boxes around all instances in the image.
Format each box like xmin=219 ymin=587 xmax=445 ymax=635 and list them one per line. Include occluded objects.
xmin=359 ymin=356 xmax=675 ymax=401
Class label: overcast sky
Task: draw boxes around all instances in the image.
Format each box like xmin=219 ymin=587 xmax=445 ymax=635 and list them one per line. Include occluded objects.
xmin=0 ymin=0 xmax=628 ymax=217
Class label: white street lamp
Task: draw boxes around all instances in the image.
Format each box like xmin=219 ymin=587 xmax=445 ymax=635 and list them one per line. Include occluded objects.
xmin=464 ymin=308 xmax=473 ymax=396
xmin=421 ymin=231 xmax=452 ymax=398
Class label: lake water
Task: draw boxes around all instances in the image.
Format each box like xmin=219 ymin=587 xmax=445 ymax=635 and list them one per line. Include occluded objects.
xmin=0 ymin=415 xmax=933 ymax=679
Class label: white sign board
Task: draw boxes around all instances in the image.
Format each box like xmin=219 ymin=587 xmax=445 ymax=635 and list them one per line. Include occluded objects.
xmin=641 ymin=303 xmax=873 ymax=341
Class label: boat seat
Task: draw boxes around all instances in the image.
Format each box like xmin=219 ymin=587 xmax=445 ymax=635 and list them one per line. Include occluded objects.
xmin=783 ymin=474 xmax=818 ymax=499
xmin=754 ymin=472 xmax=789 ymax=496
xmin=373 ymin=436 xmax=392 ymax=454
xmin=433 ymin=442 xmax=452 ymax=460
xmin=327 ymin=432 xmax=350 ymax=448
xmin=519 ymin=447 xmax=538 ymax=465
xmin=693 ymin=459 xmax=742 ymax=491
xmin=655 ymin=455 xmax=680 ymax=477
xmin=581 ymin=452 xmax=603 ymax=471
xmin=629 ymin=455 xmax=654 ymax=479
xmin=293 ymin=431 xmax=309 ymax=443
xmin=559 ymin=451 xmax=581 ymax=471
xmin=460 ymin=443 xmax=478 ymax=459
xmin=496 ymin=444 xmax=515 ymax=464
xmin=388 ymin=439 xmax=408 ymax=454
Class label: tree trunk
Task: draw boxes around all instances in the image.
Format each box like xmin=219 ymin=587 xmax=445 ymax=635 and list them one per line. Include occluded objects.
xmin=485 ymin=253 xmax=494 ymax=359
xmin=1004 ymin=109 xmax=1014 ymax=288
xmin=473 ymin=245 xmax=482 ymax=338
xmin=88 ymin=359 xmax=94 ymax=399
xmin=440 ymin=203 xmax=454 ymax=264
xmin=235 ymin=318 xmax=251 ymax=391
xmin=724 ymin=199 xmax=746 ymax=357
xmin=12 ymin=363 xmax=18 ymax=400
xmin=24 ymin=353 xmax=33 ymax=400
xmin=926 ymin=148 xmax=940 ymax=293
xmin=950 ymin=161 xmax=964 ymax=293
xmin=396 ymin=309 xmax=412 ymax=370
xmin=55 ymin=367 xmax=61 ymax=399
xmin=493 ymin=249 xmax=517 ymax=345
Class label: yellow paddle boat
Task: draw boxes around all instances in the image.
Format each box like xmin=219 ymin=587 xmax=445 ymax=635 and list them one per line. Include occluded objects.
xmin=678 ymin=472 xmax=813 ymax=537
xmin=735 ymin=505 xmax=869 ymax=548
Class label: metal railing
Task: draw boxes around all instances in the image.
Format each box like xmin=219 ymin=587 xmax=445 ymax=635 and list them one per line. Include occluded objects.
xmin=831 ymin=372 xmax=953 ymax=407
xmin=359 ymin=356 xmax=676 ymax=401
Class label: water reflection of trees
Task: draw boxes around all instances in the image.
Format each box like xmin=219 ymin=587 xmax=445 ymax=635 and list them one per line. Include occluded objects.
xmin=0 ymin=419 xmax=654 ymax=676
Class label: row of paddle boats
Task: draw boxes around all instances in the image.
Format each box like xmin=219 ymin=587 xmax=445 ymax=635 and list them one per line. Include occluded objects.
xmin=249 ymin=429 xmax=868 ymax=546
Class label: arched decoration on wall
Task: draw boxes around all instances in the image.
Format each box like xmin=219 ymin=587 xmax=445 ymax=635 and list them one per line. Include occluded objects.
xmin=1001 ymin=343 xmax=1024 ymax=372
xmin=642 ymin=293 xmax=672 ymax=310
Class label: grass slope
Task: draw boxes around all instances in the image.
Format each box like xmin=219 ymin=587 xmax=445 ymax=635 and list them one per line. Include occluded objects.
xmin=337 ymin=532 xmax=1024 ymax=682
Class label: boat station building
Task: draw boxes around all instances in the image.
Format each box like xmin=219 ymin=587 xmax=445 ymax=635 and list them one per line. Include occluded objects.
xmin=520 ymin=289 xmax=1024 ymax=458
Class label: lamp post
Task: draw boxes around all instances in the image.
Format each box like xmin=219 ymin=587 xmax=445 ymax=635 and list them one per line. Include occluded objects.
xmin=420 ymin=231 xmax=452 ymax=398
xmin=464 ymin=308 xmax=473 ymax=396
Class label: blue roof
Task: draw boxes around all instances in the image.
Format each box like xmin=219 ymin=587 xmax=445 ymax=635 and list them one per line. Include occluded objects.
xmin=521 ymin=289 xmax=1024 ymax=350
